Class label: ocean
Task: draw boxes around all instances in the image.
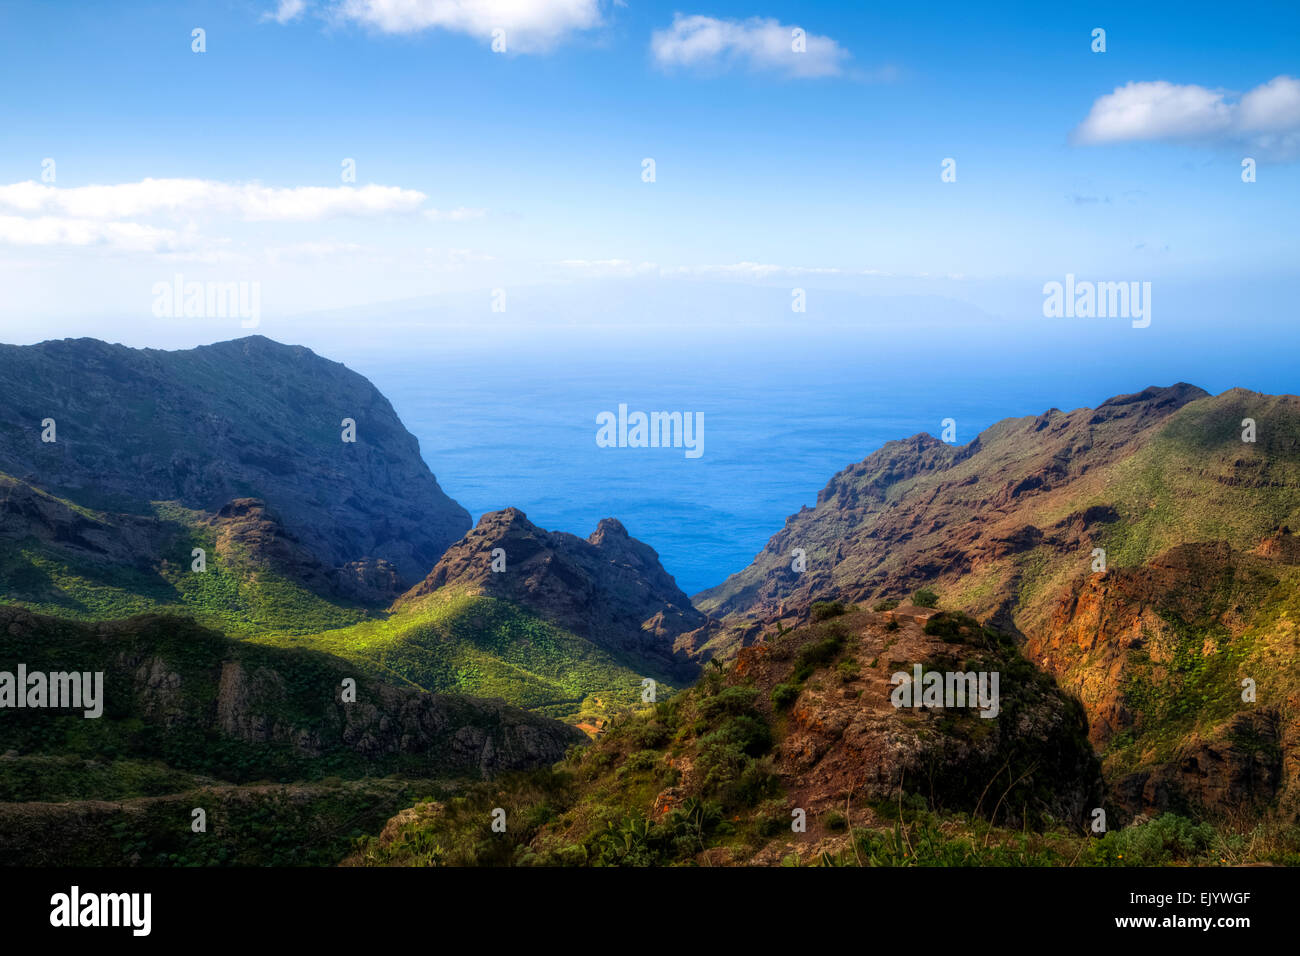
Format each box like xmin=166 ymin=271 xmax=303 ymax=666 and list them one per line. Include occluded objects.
xmin=353 ymin=340 xmax=1227 ymax=596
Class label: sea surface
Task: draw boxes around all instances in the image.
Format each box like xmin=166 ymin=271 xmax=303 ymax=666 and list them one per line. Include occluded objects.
xmin=354 ymin=342 xmax=1215 ymax=596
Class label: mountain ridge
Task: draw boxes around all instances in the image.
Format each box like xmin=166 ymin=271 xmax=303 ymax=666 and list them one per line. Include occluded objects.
xmin=0 ymin=335 xmax=471 ymax=586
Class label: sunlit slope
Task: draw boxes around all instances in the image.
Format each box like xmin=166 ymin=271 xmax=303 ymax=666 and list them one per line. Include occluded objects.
xmin=250 ymin=589 xmax=678 ymax=723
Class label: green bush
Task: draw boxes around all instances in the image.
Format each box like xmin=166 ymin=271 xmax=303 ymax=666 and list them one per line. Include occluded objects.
xmin=912 ymin=588 xmax=939 ymax=609
xmin=824 ymin=810 xmax=848 ymax=832
xmin=923 ymin=611 xmax=981 ymax=642
xmin=1084 ymin=813 xmax=1217 ymax=866
xmin=872 ymin=599 xmax=900 ymax=612
xmin=770 ymin=683 xmax=800 ymax=709
xmin=811 ymin=601 xmax=848 ymax=621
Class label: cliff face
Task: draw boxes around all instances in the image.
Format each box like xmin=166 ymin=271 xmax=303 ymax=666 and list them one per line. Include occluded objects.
xmin=398 ymin=508 xmax=706 ymax=681
xmin=696 ymin=385 xmax=1300 ymax=821
xmin=1035 ymin=538 xmax=1299 ymax=820
xmin=696 ymin=384 xmax=1213 ymax=624
xmin=0 ymin=336 xmax=470 ymax=585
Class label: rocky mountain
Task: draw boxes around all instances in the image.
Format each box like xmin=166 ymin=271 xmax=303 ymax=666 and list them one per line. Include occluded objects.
xmin=0 ymin=336 xmax=470 ymax=586
xmin=397 ymin=508 xmax=707 ymax=682
xmin=695 ymin=384 xmax=1300 ymax=822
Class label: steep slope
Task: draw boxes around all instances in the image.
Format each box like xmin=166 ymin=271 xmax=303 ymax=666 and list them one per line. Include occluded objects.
xmin=252 ymin=591 xmax=680 ymax=724
xmin=255 ymin=508 xmax=710 ymax=723
xmin=695 ymin=384 xmax=1300 ymax=821
xmin=0 ymin=335 xmax=470 ymax=584
xmin=696 ymin=384 xmax=1217 ymax=625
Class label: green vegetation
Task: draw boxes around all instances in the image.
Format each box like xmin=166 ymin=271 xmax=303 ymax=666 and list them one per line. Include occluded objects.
xmin=3 ymin=778 xmax=443 ymax=867
xmin=251 ymin=590 xmax=677 ymax=723
xmin=0 ymin=495 xmax=371 ymax=637
xmin=911 ymin=587 xmax=939 ymax=609
xmin=811 ymin=600 xmax=848 ymax=621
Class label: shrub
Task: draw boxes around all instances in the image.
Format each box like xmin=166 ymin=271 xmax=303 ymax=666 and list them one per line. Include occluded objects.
xmin=811 ymin=600 xmax=848 ymax=621
xmin=629 ymin=721 xmax=668 ymax=749
xmin=923 ymin=611 xmax=981 ymax=642
xmin=696 ymin=686 xmax=760 ymax=724
xmin=1085 ymin=813 xmax=1217 ymax=866
xmin=872 ymin=599 xmax=899 ymax=612
xmin=912 ymin=587 xmax=939 ymax=608
xmin=770 ymin=683 xmax=800 ymax=709
xmin=795 ymin=631 xmax=846 ymax=673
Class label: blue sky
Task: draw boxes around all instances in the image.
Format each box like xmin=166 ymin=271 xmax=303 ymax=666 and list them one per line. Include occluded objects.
xmin=0 ymin=0 xmax=1296 ymax=345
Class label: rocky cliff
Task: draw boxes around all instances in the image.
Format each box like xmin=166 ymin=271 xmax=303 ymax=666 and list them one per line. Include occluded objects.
xmin=397 ymin=508 xmax=707 ymax=681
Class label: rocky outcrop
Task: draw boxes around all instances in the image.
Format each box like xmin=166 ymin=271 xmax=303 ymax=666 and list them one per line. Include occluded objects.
xmin=398 ymin=508 xmax=706 ymax=680
xmin=208 ymin=497 xmax=405 ymax=603
xmin=729 ymin=609 xmax=1101 ymax=823
xmin=1032 ymin=538 xmax=1299 ymax=821
xmin=0 ymin=473 xmax=163 ymax=566
xmin=1113 ymin=712 xmax=1284 ymax=819
xmin=0 ymin=336 xmax=470 ymax=584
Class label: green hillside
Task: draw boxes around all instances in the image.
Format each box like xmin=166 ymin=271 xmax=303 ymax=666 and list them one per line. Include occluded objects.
xmin=0 ymin=489 xmax=370 ymax=636
xmin=251 ymin=590 xmax=678 ymax=723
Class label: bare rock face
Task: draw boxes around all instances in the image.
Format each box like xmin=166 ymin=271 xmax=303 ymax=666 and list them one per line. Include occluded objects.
xmin=1113 ymin=712 xmax=1284 ymax=819
xmin=0 ymin=473 xmax=164 ymax=566
xmin=0 ymin=336 xmax=470 ymax=584
xmin=398 ymin=508 xmax=706 ymax=681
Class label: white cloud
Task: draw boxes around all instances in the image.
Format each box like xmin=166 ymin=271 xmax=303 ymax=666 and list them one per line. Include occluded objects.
xmin=651 ymin=14 xmax=848 ymax=78
xmin=0 ymin=179 xmax=426 ymax=222
xmin=423 ymin=206 xmax=487 ymax=221
xmin=0 ymin=214 xmax=189 ymax=253
xmin=1073 ymin=75 xmax=1300 ymax=158
xmin=333 ymin=0 xmax=602 ymax=52
xmin=263 ymin=0 xmax=309 ymax=24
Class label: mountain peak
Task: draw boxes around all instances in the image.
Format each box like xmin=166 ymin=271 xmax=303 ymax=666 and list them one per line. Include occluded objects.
xmin=399 ymin=511 xmax=706 ymax=681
